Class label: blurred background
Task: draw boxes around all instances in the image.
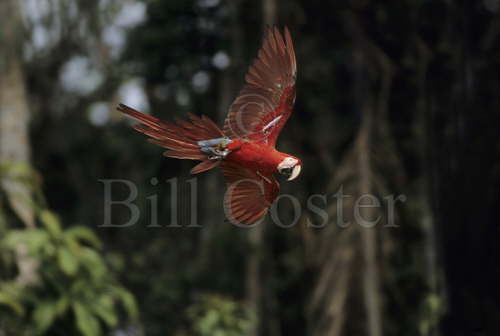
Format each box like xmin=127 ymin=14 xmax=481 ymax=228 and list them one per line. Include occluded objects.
xmin=1 ymin=0 xmax=500 ymax=335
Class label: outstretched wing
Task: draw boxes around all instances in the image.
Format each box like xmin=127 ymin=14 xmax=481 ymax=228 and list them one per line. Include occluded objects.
xmin=221 ymin=161 xmax=280 ymax=225
xmin=223 ymin=26 xmax=297 ymax=146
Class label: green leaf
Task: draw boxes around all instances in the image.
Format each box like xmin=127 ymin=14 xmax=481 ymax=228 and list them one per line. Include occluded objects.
xmin=90 ymin=295 xmax=118 ymax=327
xmin=0 ymin=292 xmax=24 ymax=316
xmin=33 ymin=300 xmax=58 ymax=334
xmin=1 ymin=230 xmax=23 ymax=247
xmin=79 ymin=248 xmax=106 ymax=281
xmin=0 ymin=161 xmax=34 ymax=179
xmin=114 ymin=287 xmax=138 ymax=319
xmin=64 ymin=226 xmax=101 ymax=249
xmin=73 ymin=302 xmax=101 ymax=336
xmin=55 ymin=296 xmax=69 ymax=316
xmin=57 ymin=248 xmax=79 ymax=276
xmin=69 ymin=279 xmax=88 ymax=297
xmin=3 ymin=229 xmax=49 ymax=254
xmin=39 ymin=210 xmax=62 ymax=238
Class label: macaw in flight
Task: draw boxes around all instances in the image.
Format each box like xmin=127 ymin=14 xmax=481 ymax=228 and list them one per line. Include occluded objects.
xmin=118 ymin=26 xmax=301 ymax=225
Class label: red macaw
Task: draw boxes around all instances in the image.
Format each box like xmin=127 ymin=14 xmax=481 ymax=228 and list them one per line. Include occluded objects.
xmin=118 ymin=26 xmax=301 ymax=225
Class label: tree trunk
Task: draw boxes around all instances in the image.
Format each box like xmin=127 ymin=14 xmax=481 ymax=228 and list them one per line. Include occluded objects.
xmin=0 ymin=0 xmax=38 ymax=286
xmin=415 ymin=37 xmax=442 ymax=336
xmin=348 ymin=13 xmax=383 ymax=336
xmin=357 ymin=102 xmax=382 ymax=336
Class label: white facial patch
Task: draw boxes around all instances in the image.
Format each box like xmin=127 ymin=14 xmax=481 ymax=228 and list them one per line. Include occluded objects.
xmin=278 ymin=157 xmax=298 ymax=170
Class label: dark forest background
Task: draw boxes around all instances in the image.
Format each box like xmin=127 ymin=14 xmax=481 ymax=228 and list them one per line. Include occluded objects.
xmin=1 ymin=0 xmax=500 ymax=335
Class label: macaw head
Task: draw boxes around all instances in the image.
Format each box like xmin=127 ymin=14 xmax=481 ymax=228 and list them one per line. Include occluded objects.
xmin=277 ymin=157 xmax=302 ymax=181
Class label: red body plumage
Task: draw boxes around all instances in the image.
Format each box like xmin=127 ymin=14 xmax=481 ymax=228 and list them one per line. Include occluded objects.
xmin=226 ymin=140 xmax=290 ymax=174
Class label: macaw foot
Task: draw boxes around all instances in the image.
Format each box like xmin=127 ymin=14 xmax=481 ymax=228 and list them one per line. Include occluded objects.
xmin=197 ymin=137 xmax=232 ymax=160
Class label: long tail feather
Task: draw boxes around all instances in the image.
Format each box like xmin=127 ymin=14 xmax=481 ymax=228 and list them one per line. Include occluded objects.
xmin=118 ymin=104 xmax=225 ymax=174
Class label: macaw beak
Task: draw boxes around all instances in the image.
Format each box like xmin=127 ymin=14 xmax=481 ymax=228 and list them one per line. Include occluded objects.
xmin=288 ymin=165 xmax=301 ymax=181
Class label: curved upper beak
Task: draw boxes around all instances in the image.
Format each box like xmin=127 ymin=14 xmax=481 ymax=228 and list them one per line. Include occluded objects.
xmin=288 ymin=165 xmax=301 ymax=181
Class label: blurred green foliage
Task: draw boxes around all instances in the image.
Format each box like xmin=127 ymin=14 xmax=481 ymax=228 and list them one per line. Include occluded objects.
xmin=186 ymin=294 xmax=252 ymax=336
xmin=0 ymin=163 xmax=137 ymax=335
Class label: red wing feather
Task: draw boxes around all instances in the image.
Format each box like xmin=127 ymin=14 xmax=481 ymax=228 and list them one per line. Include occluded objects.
xmin=190 ymin=160 xmax=221 ymax=174
xmin=223 ymin=26 xmax=297 ymax=146
xmin=221 ymin=161 xmax=280 ymax=225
